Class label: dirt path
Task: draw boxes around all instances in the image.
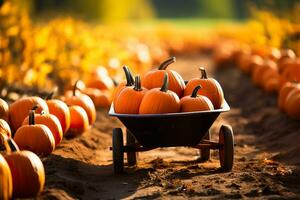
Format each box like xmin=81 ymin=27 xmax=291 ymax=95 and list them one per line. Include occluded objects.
xmin=39 ymin=55 xmax=300 ymax=200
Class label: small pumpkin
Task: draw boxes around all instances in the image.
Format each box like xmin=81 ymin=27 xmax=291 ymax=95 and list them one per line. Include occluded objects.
xmin=14 ymin=110 xmax=55 ymax=156
xmin=66 ymin=105 xmax=89 ymax=137
xmin=142 ymin=57 xmax=185 ymax=97
xmin=0 ymin=154 xmax=12 ymax=200
xmin=86 ymin=70 xmax=114 ymax=91
xmin=184 ymin=67 xmax=224 ymax=109
xmin=46 ymin=94 xmax=71 ymax=134
xmin=139 ymin=73 xmax=180 ymax=114
xmin=0 ymin=98 xmax=9 ymax=121
xmin=64 ymin=80 xmax=96 ymax=125
xmin=252 ymin=59 xmax=277 ymax=87
xmin=278 ymin=82 xmax=300 ymax=111
xmin=267 ymin=47 xmax=281 ymax=61
xmin=114 ymin=76 xmax=148 ymax=114
xmin=261 ymin=67 xmax=281 ymax=93
xmin=278 ymin=49 xmax=296 ymax=72
xmin=22 ymin=106 xmax=63 ymax=146
xmin=9 ymin=96 xmax=49 ymax=133
xmin=112 ymin=66 xmax=134 ymax=104
xmin=180 ymin=85 xmax=214 ymax=112
xmin=280 ymin=58 xmax=300 ymax=87
xmin=0 ymin=119 xmax=11 ymax=137
xmin=81 ymin=88 xmax=111 ymax=108
xmin=285 ymin=88 xmax=300 ymax=120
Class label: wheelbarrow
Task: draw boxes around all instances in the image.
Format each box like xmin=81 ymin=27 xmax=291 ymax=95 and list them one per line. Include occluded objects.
xmin=109 ymin=101 xmax=233 ymax=174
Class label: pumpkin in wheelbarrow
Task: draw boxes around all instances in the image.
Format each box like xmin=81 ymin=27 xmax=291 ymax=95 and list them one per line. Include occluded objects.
xmin=139 ymin=73 xmax=180 ymax=114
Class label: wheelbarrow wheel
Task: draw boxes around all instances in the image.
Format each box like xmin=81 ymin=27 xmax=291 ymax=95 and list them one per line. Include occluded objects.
xmin=219 ymin=125 xmax=234 ymax=172
xmin=113 ymin=128 xmax=124 ymax=174
xmin=126 ymin=129 xmax=137 ymax=166
xmin=200 ymin=130 xmax=211 ymax=161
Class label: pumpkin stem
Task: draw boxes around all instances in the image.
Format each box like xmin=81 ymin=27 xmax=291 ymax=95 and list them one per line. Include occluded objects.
xmin=199 ymin=67 xmax=208 ymax=79
xmin=7 ymin=138 xmax=19 ymax=152
xmin=158 ymin=57 xmax=176 ymax=70
xmin=123 ymin=66 xmax=134 ymax=86
xmin=191 ymin=85 xmax=202 ymax=98
xmin=73 ymin=80 xmax=79 ymax=96
xmin=112 ymin=79 xmax=118 ymax=87
xmin=45 ymin=87 xmax=58 ymax=100
xmin=31 ymin=105 xmax=39 ymax=111
xmin=29 ymin=110 xmax=35 ymax=125
xmin=160 ymin=73 xmax=169 ymax=92
xmin=134 ymin=75 xmax=142 ymax=91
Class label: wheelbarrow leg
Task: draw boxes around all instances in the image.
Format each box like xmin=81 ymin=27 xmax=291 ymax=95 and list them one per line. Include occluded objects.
xmin=113 ymin=128 xmax=124 ymax=174
xmin=126 ymin=129 xmax=137 ymax=166
xmin=200 ymin=130 xmax=211 ymax=161
xmin=219 ymin=125 xmax=234 ymax=172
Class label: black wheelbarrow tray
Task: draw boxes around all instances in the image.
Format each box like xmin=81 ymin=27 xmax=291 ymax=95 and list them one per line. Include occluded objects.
xmin=109 ymin=101 xmax=234 ymax=174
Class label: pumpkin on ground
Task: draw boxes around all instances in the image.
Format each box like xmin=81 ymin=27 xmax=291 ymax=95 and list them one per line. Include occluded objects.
xmin=114 ymin=76 xmax=148 ymax=114
xmin=184 ymin=67 xmax=224 ymax=109
xmin=81 ymin=88 xmax=111 ymax=108
xmin=0 ymin=119 xmax=11 ymax=137
xmin=139 ymin=73 xmax=180 ymax=114
xmin=64 ymin=80 xmax=96 ymax=125
xmin=284 ymin=87 xmax=300 ymax=120
xmin=0 ymin=98 xmax=9 ymax=122
xmin=142 ymin=57 xmax=185 ymax=97
xmin=280 ymin=58 xmax=300 ymax=87
xmin=278 ymin=49 xmax=296 ymax=72
xmin=180 ymin=85 xmax=214 ymax=112
xmin=0 ymin=154 xmax=12 ymax=200
xmin=66 ymin=105 xmax=89 ymax=137
xmin=112 ymin=66 xmax=134 ymax=104
xmin=251 ymin=59 xmax=277 ymax=87
xmin=278 ymin=82 xmax=300 ymax=111
xmin=14 ymin=110 xmax=55 ymax=155
xmin=9 ymin=97 xmax=49 ymax=133
xmin=22 ymin=107 xmax=63 ymax=146
xmin=86 ymin=67 xmax=114 ymax=91
xmin=46 ymin=97 xmax=71 ymax=135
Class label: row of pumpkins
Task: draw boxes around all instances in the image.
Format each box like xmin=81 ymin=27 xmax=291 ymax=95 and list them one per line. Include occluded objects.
xmin=0 ymin=77 xmax=101 ymax=199
xmin=113 ymin=57 xmax=225 ymax=114
xmin=214 ymin=44 xmax=300 ymax=120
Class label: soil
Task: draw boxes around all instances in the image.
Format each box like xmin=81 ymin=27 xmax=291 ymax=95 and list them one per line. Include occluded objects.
xmin=38 ymin=54 xmax=300 ymax=200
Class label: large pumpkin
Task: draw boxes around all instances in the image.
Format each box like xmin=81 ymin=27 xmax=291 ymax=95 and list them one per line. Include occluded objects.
xmin=184 ymin=67 xmax=224 ymax=109
xmin=47 ymin=99 xmax=71 ymax=135
xmin=139 ymin=73 xmax=180 ymax=114
xmin=9 ymin=97 xmax=49 ymax=133
xmin=180 ymin=85 xmax=214 ymax=112
xmin=278 ymin=82 xmax=300 ymax=111
xmin=0 ymin=98 xmax=9 ymax=122
xmin=66 ymin=105 xmax=89 ymax=137
xmin=0 ymin=154 xmax=12 ymax=200
xmin=112 ymin=66 xmax=134 ymax=104
xmin=14 ymin=110 xmax=55 ymax=156
xmin=64 ymin=80 xmax=96 ymax=125
xmin=285 ymin=88 xmax=300 ymax=120
xmin=114 ymin=76 xmax=148 ymax=114
xmin=142 ymin=57 xmax=185 ymax=97
xmin=22 ymin=107 xmax=63 ymax=146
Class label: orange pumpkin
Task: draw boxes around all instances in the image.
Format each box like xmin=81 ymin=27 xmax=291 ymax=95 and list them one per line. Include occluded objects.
xmin=139 ymin=73 xmax=180 ymax=114
xmin=278 ymin=82 xmax=300 ymax=111
xmin=64 ymin=80 xmax=96 ymax=125
xmin=86 ymin=72 xmax=114 ymax=91
xmin=0 ymin=119 xmax=11 ymax=137
xmin=285 ymin=88 xmax=300 ymax=120
xmin=280 ymin=58 xmax=300 ymax=87
xmin=0 ymin=154 xmax=12 ymax=200
xmin=22 ymin=107 xmax=63 ymax=146
xmin=252 ymin=59 xmax=277 ymax=87
xmin=0 ymin=134 xmax=19 ymax=154
xmin=268 ymin=47 xmax=281 ymax=61
xmin=81 ymin=88 xmax=111 ymax=108
xmin=47 ymin=99 xmax=70 ymax=135
xmin=142 ymin=57 xmax=185 ymax=97
xmin=180 ymin=85 xmax=214 ymax=112
xmin=112 ymin=66 xmax=134 ymax=104
xmin=3 ymin=137 xmax=45 ymax=198
xmin=278 ymin=49 xmax=296 ymax=72
xmin=184 ymin=67 xmax=224 ymax=109
xmin=66 ymin=105 xmax=89 ymax=137
xmin=0 ymin=98 xmax=9 ymax=121
xmin=114 ymin=76 xmax=148 ymax=114
xmin=9 ymin=97 xmax=49 ymax=133
xmin=14 ymin=110 xmax=55 ymax=156
xmin=261 ymin=67 xmax=280 ymax=93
